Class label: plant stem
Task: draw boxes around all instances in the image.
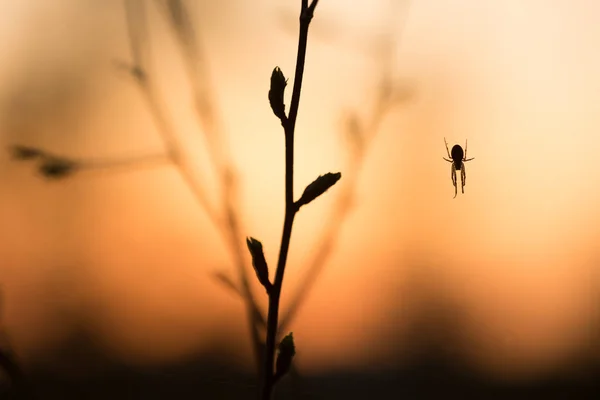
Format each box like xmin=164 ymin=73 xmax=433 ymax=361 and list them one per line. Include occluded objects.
xmin=260 ymin=2 xmax=317 ymax=398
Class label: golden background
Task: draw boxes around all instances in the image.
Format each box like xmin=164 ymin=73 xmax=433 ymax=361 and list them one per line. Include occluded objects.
xmin=0 ymin=0 xmax=599 ymax=386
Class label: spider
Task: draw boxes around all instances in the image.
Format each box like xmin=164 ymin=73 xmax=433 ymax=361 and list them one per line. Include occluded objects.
xmin=443 ymin=137 xmax=474 ymax=198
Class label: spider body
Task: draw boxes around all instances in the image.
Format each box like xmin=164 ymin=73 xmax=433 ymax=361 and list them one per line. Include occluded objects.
xmin=443 ymin=138 xmax=474 ymax=198
xmin=450 ymin=145 xmax=464 ymax=169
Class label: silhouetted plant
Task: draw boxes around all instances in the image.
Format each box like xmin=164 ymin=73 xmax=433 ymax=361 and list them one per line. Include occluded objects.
xmin=247 ymin=2 xmax=343 ymax=396
xmin=4 ymin=1 xmax=420 ymax=397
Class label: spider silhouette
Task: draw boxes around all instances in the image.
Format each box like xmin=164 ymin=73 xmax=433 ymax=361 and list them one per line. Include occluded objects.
xmin=443 ymin=137 xmax=474 ymax=198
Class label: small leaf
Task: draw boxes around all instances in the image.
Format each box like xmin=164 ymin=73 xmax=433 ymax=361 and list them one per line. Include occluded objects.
xmin=9 ymin=145 xmax=44 ymax=161
xmin=39 ymin=157 xmax=77 ymax=179
xmin=246 ymin=237 xmax=272 ymax=293
xmin=296 ymin=172 xmax=342 ymax=209
xmin=268 ymin=67 xmax=287 ymax=121
xmin=275 ymin=332 xmax=296 ymax=380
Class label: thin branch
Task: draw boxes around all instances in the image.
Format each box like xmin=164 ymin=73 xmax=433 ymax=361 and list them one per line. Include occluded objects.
xmin=260 ymin=2 xmax=320 ymax=398
xmin=124 ymin=0 xmax=149 ymax=69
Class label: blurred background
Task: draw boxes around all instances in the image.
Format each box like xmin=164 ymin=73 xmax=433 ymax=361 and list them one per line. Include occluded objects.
xmin=1 ymin=0 xmax=600 ymax=398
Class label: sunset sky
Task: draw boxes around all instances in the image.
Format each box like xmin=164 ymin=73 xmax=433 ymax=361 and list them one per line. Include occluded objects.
xmin=1 ymin=0 xmax=600 ymax=383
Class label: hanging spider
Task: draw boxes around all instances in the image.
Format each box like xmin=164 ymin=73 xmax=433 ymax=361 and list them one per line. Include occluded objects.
xmin=443 ymin=137 xmax=474 ymax=198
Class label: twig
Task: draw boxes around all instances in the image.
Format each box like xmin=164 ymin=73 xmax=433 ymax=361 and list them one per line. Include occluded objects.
xmin=260 ymin=2 xmax=321 ymax=398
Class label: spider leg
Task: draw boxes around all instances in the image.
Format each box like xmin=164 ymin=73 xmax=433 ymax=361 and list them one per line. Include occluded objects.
xmin=443 ymin=157 xmax=452 ymax=162
xmin=463 ymin=140 xmax=474 ymax=162
xmin=451 ymin=163 xmax=457 ymax=198
xmin=461 ymin=163 xmax=466 ymax=194
xmin=451 ymin=164 xmax=457 ymax=186
xmin=444 ymin=137 xmax=451 ymax=158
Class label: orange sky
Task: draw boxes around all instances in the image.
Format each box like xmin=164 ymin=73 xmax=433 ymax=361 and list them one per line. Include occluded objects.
xmin=1 ymin=0 xmax=600 ymax=381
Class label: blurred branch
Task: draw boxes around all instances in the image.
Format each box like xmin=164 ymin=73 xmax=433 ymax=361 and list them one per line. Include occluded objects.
xmin=123 ymin=0 xmax=266 ymax=372
xmin=124 ymin=0 xmax=149 ymax=69
xmin=154 ymin=0 xmax=229 ymax=177
xmin=278 ymin=0 xmax=414 ymax=334
xmin=9 ymin=144 xmax=170 ymax=179
xmin=123 ymin=0 xmax=222 ymax=222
